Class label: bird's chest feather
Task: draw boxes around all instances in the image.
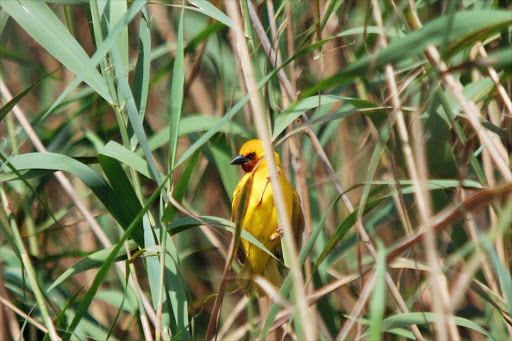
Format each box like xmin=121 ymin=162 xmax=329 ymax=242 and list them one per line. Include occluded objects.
xmin=242 ymin=171 xmax=292 ymax=245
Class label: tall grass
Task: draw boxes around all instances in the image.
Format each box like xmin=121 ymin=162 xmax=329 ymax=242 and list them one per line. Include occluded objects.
xmin=0 ymin=0 xmax=511 ymax=340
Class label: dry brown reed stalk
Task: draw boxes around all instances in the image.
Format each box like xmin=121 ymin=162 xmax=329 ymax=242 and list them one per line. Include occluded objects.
xmin=124 ymin=243 xmax=154 ymax=341
xmin=268 ymin=270 xmax=365 ymax=334
xmin=371 ymin=0 xmax=456 ymax=338
xmin=475 ymin=43 xmax=512 ymax=115
xmin=216 ymin=295 xmax=249 ymax=339
xmin=406 ymin=3 xmax=512 ymax=336
xmin=265 ymin=0 xmax=315 ymax=301
xmin=336 ymin=271 xmax=377 ymax=340
xmin=0 ymin=293 xmax=48 ymax=336
xmin=0 ymin=279 xmax=25 ymax=340
xmin=386 ymin=182 xmax=512 ymax=263
xmin=204 ymin=213 xmax=240 ymax=341
xmin=225 ymin=1 xmax=314 ymax=340
xmin=282 ymin=2 xmax=315 ymax=300
xmin=407 ymin=2 xmax=512 ymax=183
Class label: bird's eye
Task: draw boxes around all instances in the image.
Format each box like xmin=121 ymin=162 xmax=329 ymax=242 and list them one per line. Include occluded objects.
xmin=247 ymin=152 xmax=256 ymax=160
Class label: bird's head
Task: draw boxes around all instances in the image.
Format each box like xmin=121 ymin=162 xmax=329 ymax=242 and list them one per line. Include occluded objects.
xmin=231 ymin=139 xmax=280 ymax=173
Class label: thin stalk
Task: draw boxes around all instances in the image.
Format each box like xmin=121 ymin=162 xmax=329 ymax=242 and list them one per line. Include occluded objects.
xmin=0 ymin=293 xmax=47 ymax=335
xmin=247 ymin=2 xmax=424 ymax=339
xmin=336 ymin=272 xmax=377 ymax=341
xmin=226 ymin=2 xmax=314 ymax=340
xmin=124 ymin=242 xmax=154 ymax=341
xmin=372 ymin=0 xmax=457 ymax=338
xmin=476 ymin=43 xmax=512 ymax=115
xmin=408 ymin=1 xmax=512 ymax=182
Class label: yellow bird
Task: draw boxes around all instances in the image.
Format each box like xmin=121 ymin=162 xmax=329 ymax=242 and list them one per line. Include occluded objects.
xmin=231 ymin=139 xmax=304 ymax=296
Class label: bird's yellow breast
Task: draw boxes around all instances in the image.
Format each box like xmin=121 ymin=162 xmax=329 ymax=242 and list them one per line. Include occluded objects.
xmin=233 ymin=161 xmax=294 ymax=274
xmin=230 ymin=139 xmax=304 ymax=296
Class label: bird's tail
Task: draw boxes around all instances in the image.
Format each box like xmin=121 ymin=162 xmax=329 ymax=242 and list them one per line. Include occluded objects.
xmin=238 ymin=257 xmax=283 ymax=297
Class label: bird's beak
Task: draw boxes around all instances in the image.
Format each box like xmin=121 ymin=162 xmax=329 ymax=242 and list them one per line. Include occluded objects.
xmin=231 ymin=154 xmax=249 ymax=165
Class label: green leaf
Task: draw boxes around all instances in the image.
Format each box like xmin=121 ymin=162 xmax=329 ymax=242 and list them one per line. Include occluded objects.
xmin=381 ymin=312 xmax=494 ymax=339
xmin=97 ymin=153 xmax=145 ymax=246
xmin=162 ymin=149 xmax=201 ymax=223
xmin=109 ymin=0 xmax=129 ymax=78
xmin=0 ymin=67 xmax=61 ymax=123
xmin=425 ymin=107 xmax=458 ymax=178
xmin=62 ymin=169 xmax=171 ymax=340
xmin=169 ymin=3 xmax=185 ymax=173
xmin=47 ymin=241 xmax=138 ymax=292
xmin=111 ymin=47 xmax=162 ymax=185
xmin=301 ymin=10 xmax=512 ymax=97
xmin=274 ymin=96 xmax=389 ymax=141
xmin=369 ymin=242 xmax=387 ymax=340
xmin=1 ymin=0 xmax=112 ymax=102
xmin=208 ymin=136 xmax=239 ymax=201
xmin=146 ymin=115 xmax=250 ymax=152
xmin=132 ymin=8 xmax=151 ymax=149
xmin=357 ymin=118 xmax=391 ymax=223
xmin=273 ymin=95 xmax=347 ymax=140
xmin=1 ymin=153 xmax=145 ymax=247
xmin=167 ymin=216 xmax=277 ymax=261
xmin=99 ymin=141 xmax=163 ymax=182
xmin=188 ymin=0 xmax=232 ymax=27
xmin=312 ymin=197 xmax=383 ymax=275
xmin=41 ymin=0 xmax=147 ymax=121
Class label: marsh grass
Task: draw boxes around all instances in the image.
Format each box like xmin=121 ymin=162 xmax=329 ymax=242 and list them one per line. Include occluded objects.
xmin=0 ymin=0 xmax=511 ymax=340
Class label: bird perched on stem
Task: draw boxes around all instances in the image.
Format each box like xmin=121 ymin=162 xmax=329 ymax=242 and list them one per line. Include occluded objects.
xmin=231 ymin=139 xmax=304 ymax=296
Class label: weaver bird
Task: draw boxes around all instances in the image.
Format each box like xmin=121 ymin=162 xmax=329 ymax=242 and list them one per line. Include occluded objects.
xmin=231 ymin=139 xmax=304 ymax=296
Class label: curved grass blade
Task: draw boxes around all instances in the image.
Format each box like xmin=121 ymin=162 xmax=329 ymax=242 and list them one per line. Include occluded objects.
xmin=380 ymin=312 xmax=494 ymax=339
xmin=0 ymin=67 xmax=61 ymax=122
xmin=369 ymin=242 xmax=387 ymax=340
xmin=40 ymin=0 xmax=147 ymax=121
xmin=111 ymin=47 xmax=161 ymax=186
xmin=301 ymin=10 xmax=512 ymax=98
xmin=131 ymin=7 xmax=151 ymax=149
xmin=188 ymin=0 xmax=232 ymax=27
xmin=167 ymin=216 xmax=277 ymax=261
xmin=97 ymin=153 xmax=145 ymax=246
xmin=169 ymin=1 xmax=185 ymax=174
xmin=1 ymin=153 xmax=145 ymax=247
xmin=0 ymin=0 xmax=111 ymax=102
xmin=62 ymin=169 xmax=172 ymax=341
xmin=99 ymin=141 xmax=163 ymax=182
xmin=47 ymin=241 xmax=138 ymax=292
xmin=146 ymin=115 xmax=249 ymax=152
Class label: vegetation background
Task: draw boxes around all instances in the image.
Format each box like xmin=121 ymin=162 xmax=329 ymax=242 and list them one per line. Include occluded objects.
xmin=0 ymin=0 xmax=511 ymax=340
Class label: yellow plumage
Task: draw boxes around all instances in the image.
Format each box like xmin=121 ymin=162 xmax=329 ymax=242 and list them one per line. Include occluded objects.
xmin=231 ymin=139 xmax=304 ymax=296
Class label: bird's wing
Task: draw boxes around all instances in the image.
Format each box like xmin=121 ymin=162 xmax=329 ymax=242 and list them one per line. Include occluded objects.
xmin=291 ymin=190 xmax=305 ymax=249
xmin=231 ymin=174 xmax=251 ymax=221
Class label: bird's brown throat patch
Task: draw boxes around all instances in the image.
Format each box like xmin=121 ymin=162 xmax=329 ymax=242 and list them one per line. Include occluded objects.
xmin=242 ymin=161 xmax=257 ymax=173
